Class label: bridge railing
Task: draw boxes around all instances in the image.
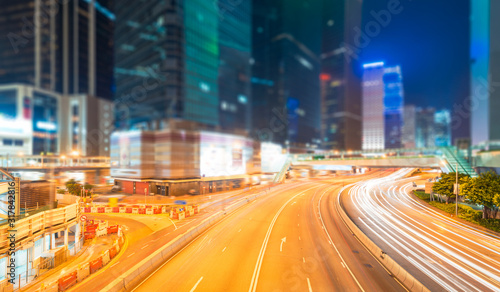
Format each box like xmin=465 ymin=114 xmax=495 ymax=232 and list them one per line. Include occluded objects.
xmin=0 ymin=200 xmax=80 ymax=253
xmin=0 ymin=155 xmax=110 ymax=168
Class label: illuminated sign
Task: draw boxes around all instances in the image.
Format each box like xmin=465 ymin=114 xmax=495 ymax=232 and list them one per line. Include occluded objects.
xmin=36 ymin=121 xmax=57 ymax=131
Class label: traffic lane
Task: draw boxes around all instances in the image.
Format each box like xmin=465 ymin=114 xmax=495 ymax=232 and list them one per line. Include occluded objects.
xmin=73 ymin=183 xmax=298 ymax=291
xmin=134 ymin=183 xmax=320 ymax=292
xmin=343 ymin=177 xmax=500 ymax=291
xmin=319 ymin=184 xmax=405 ymax=292
xmin=257 ymin=184 xmax=359 ymax=292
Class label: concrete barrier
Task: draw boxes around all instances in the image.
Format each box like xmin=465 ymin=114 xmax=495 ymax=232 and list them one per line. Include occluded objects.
xmin=336 ymin=186 xmax=430 ymax=292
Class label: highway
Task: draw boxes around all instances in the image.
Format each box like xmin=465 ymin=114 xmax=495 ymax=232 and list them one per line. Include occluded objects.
xmin=132 ymin=173 xmax=404 ymax=292
xmin=70 ymin=186 xmax=279 ymax=291
xmin=342 ymin=169 xmax=500 ymax=291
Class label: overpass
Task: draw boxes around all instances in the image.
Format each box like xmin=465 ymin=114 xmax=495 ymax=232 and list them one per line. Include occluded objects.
xmin=278 ymin=146 xmax=478 ymax=181
xmin=0 ymin=155 xmax=109 ymax=172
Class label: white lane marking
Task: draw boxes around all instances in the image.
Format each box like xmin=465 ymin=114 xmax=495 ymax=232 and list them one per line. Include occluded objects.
xmin=303 ymin=257 xmax=305 ymax=263
xmin=280 ymin=237 xmax=286 ymax=252
xmin=163 ymin=233 xmax=170 ymax=237
xmin=222 ymin=247 xmax=226 ymax=252
xmin=110 ymin=261 xmax=120 ymax=268
xmin=319 ymin=187 xmax=365 ymax=292
xmin=168 ymin=217 xmax=178 ymax=230
xmin=341 ymin=262 xmax=345 ymax=268
xmin=238 ymin=229 xmax=242 ymax=233
xmin=141 ymin=244 xmax=149 ymax=250
xmin=307 ymin=278 xmax=313 ymax=292
xmin=298 ymin=223 xmax=300 ymax=227
xmin=190 ymin=276 xmax=203 ymax=292
xmin=249 ymin=185 xmax=319 ymax=292
xmin=127 ymin=252 xmax=135 ymax=258
xmin=299 ymin=236 xmax=301 ymax=241
xmin=291 ymin=202 xmax=296 ymax=205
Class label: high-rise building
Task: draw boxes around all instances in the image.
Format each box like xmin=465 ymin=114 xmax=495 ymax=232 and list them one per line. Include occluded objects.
xmin=361 ymin=62 xmax=404 ymax=150
xmin=115 ymin=1 xmax=251 ymax=132
xmin=434 ymin=109 xmax=452 ymax=147
xmin=402 ymin=105 xmax=416 ymax=149
xmin=415 ymin=107 xmax=436 ymax=148
xmin=320 ymin=0 xmax=363 ymax=151
xmin=218 ymin=0 xmax=252 ymax=132
xmin=0 ymin=0 xmax=114 ymax=99
xmin=252 ymin=0 xmax=322 ymax=145
xmin=470 ymin=0 xmax=500 ymax=145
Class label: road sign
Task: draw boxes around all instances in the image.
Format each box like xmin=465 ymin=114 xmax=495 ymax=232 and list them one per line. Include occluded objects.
xmin=80 ymin=215 xmax=87 ymax=221
xmin=174 ymin=200 xmax=187 ymax=205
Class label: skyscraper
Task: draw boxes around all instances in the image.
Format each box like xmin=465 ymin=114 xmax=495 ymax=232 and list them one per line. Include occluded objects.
xmin=362 ymin=62 xmax=404 ymax=150
xmin=320 ymin=0 xmax=363 ymax=151
xmin=434 ymin=109 xmax=452 ymax=147
xmin=470 ymin=0 xmax=500 ymax=145
xmin=0 ymin=0 xmax=114 ymax=99
xmin=402 ymin=105 xmax=416 ymax=149
xmin=217 ymin=0 xmax=252 ymax=132
xmin=252 ymin=0 xmax=322 ymax=145
xmin=415 ymin=107 xmax=436 ymax=148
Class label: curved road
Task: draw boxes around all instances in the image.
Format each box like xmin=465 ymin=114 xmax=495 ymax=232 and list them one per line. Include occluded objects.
xmin=133 ymin=173 xmax=404 ymax=292
xmin=342 ymin=169 xmax=500 ymax=292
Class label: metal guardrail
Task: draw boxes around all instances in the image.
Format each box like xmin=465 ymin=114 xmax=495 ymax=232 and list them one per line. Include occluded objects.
xmin=0 ymin=155 xmax=110 ymax=169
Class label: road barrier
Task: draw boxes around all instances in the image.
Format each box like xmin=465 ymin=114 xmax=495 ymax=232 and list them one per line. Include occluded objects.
xmin=102 ymin=183 xmax=291 ymax=292
xmin=58 ymin=271 xmax=77 ymax=291
xmin=335 ymin=186 xmax=430 ymax=292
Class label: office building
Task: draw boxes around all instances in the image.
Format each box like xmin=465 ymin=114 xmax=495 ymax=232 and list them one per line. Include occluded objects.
xmin=362 ymin=62 xmax=404 ymax=150
xmin=252 ymin=0 xmax=322 ymax=145
xmin=402 ymin=105 xmax=416 ymax=149
xmin=470 ymin=0 xmax=500 ymax=145
xmin=0 ymin=84 xmax=112 ymax=156
xmin=415 ymin=107 xmax=436 ymax=148
xmin=218 ymin=0 xmax=252 ymax=132
xmin=434 ymin=109 xmax=452 ymax=147
xmin=0 ymin=0 xmax=114 ymax=99
xmin=320 ymin=0 xmax=363 ymax=151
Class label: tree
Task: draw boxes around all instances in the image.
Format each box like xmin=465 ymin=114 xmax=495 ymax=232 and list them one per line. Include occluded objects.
xmin=461 ymin=171 xmax=500 ymax=219
xmin=65 ymin=179 xmax=82 ymax=196
xmin=432 ymin=172 xmax=469 ymax=203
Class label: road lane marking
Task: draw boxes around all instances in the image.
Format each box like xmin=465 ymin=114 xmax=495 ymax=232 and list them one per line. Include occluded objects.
xmin=168 ymin=217 xmax=178 ymax=230
xmin=249 ymin=185 xmax=319 ymax=292
xmin=222 ymin=247 xmax=226 ymax=252
xmin=280 ymin=237 xmax=286 ymax=252
xmin=141 ymin=244 xmax=149 ymax=249
xmin=110 ymin=261 xmax=120 ymax=268
xmin=190 ymin=277 xmax=203 ymax=292
xmin=341 ymin=262 xmax=345 ymax=268
xmin=163 ymin=233 xmax=170 ymax=237
xmin=307 ymin=278 xmax=313 ymax=292
xmin=127 ymin=252 xmax=135 ymax=258
xmin=299 ymin=236 xmax=301 ymax=241
xmin=298 ymin=223 xmax=300 ymax=227
xmin=238 ymin=229 xmax=242 ymax=232
xmin=303 ymin=257 xmax=305 ymax=263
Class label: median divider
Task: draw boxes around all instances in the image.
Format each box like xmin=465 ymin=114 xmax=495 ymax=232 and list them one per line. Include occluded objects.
xmin=335 ymin=186 xmax=430 ymax=292
xmin=101 ymin=184 xmax=291 ymax=292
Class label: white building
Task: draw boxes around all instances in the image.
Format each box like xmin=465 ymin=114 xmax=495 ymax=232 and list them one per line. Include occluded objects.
xmin=0 ymin=84 xmax=112 ymax=156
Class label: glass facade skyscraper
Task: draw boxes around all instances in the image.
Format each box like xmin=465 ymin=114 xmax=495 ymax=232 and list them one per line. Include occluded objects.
xmin=252 ymin=0 xmax=322 ymax=145
xmin=0 ymin=0 xmax=114 ymax=99
xmin=362 ymin=62 xmax=404 ymax=150
xmin=320 ymin=0 xmax=363 ymax=151
xmin=470 ymin=0 xmax=500 ymax=145
xmin=115 ymin=0 xmax=251 ymax=131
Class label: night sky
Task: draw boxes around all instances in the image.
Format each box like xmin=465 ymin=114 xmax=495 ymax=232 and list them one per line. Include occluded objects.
xmin=360 ymin=0 xmax=470 ymax=113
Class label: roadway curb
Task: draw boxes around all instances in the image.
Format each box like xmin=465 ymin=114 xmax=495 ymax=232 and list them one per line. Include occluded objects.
xmin=101 ymin=183 xmax=292 ymax=292
xmin=335 ymin=185 xmax=431 ymax=292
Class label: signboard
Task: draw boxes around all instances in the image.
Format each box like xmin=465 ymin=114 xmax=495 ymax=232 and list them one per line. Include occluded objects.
xmin=174 ymin=200 xmax=187 ymax=205
xmin=80 ymin=215 xmax=87 ymax=221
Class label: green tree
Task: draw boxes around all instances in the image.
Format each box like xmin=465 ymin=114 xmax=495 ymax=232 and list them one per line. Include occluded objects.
xmin=432 ymin=172 xmax=469 ymax=203
xmin=461 ymin=171 xmax=500 ymax=219
xmin=65 ymin=179 xmax=82 ymax=196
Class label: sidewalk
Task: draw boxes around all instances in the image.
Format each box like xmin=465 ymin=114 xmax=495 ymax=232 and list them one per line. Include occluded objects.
xmin=22 ymin=234 xmax=118 ymax=292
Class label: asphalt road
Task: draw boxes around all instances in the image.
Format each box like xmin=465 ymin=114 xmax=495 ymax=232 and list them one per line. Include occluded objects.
xmin=70 ymin=185 xmax=278 ymax=291
xmin=342 ymin=169 xmax=500 ymax=292
xmin=133 ymin=173 xmax=404 ymax=292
